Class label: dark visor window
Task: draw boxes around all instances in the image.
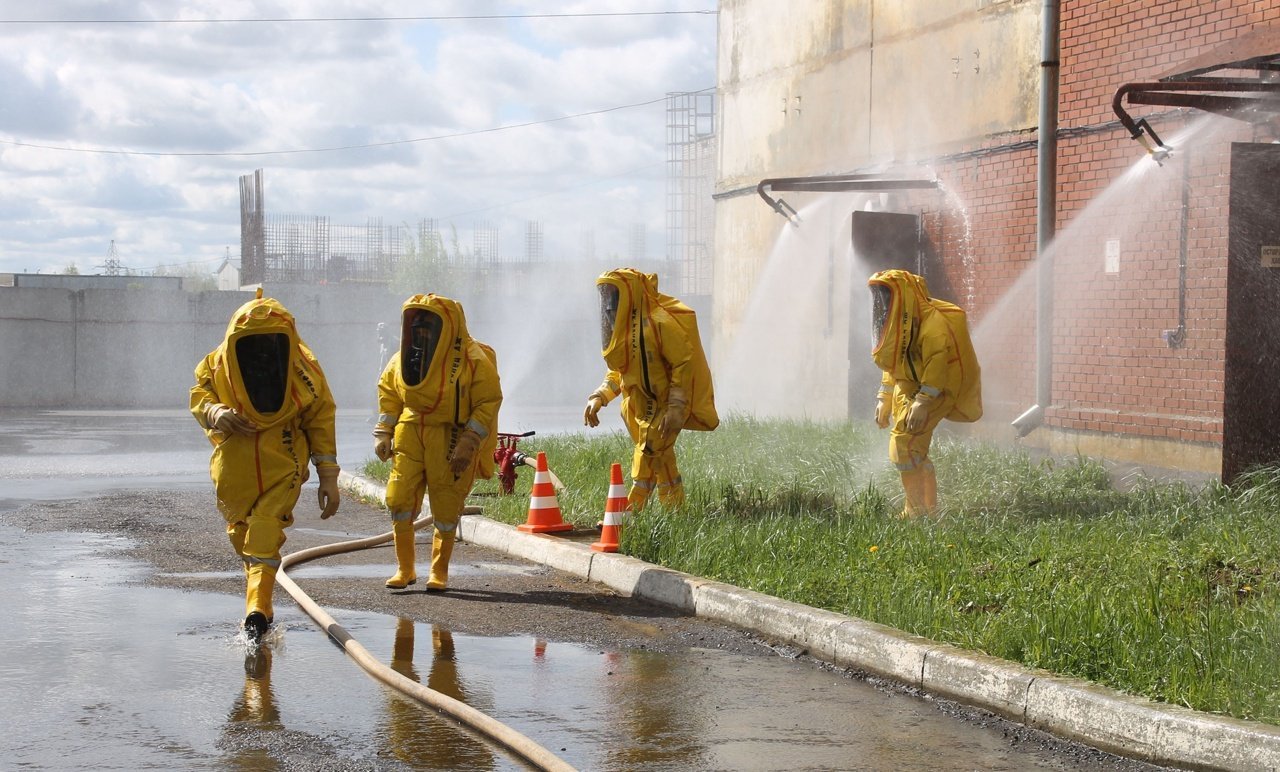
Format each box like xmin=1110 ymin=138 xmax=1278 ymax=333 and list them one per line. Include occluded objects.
xmin=599 ymin=283 xmax=620 ymax=349
xmin=403 ymin=310 xmax=443 ymax=386
xmin=870 ymin=284 xmax=892 ymax=346
xmin=235 ymin=333 xmax=290 ymax=414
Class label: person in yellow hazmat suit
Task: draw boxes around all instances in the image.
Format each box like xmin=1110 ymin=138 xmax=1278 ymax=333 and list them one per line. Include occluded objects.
xmin=583 ymin=269 xmax=718 ymax=510
xmin=372 ymin=294 xmax=502 ymax=591
xmin=191 ymin=289 xmax=340 ymax=642
xmin=868 ymin=269 xmax=982 ymax=518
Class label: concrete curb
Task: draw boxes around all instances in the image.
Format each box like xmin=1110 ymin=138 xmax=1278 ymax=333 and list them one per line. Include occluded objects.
xmin=340 ymin=473 xmax=1280 ymax=771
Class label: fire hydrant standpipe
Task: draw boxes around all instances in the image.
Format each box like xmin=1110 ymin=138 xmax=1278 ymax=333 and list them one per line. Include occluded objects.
xmin=276 ymin=508 xmax=577 ymax=772
xmin=493 ymin=431 xmax=566 ymax=495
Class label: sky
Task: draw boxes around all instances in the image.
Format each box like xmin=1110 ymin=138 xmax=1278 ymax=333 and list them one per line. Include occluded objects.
xmin=0 ymin=1 xmax=717 ymax=277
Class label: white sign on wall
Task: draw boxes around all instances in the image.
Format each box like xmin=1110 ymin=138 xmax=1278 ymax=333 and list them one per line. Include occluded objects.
xmin=1104 ymin=239 xmax=1120 ymax=274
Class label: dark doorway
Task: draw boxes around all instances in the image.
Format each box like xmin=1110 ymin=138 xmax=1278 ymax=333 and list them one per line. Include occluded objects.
xmin=849 ymin=211 xmax=921 ymax=420
xmin=1223 ymin=142 xmax=1280 ymax=483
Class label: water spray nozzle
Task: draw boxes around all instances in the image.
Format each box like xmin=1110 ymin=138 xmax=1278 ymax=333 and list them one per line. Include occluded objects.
xmin=1130 ymin=118 xmax=1171 ymax=166
xmin=773 ymin=197 xmax=802 ymax=228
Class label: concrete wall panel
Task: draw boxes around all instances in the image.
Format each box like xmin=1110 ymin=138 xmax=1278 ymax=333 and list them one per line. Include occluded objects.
xmin=74 ymin=290 xmax=194 ymax=407
xmin=0 ymin=289 xmax=76 ymax=406
xmin=869 ymin=3 xmax=1039 ymax=158
xmin=1 ymin=280 xmax=605 ymax=413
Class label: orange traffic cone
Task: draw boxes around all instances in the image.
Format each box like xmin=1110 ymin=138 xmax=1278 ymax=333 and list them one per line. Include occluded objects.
xmin=591 ymin=463 xmax=628 ymax=552
xmin=517 ymin=451 xmax=573 ymax=534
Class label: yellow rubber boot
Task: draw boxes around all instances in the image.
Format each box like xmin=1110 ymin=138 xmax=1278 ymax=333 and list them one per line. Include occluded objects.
xmin=245 ymin=562 xmax=277 ymax=620
xmin=425 ymin=529 xmax=456 ymax=592
xmin=385 ymin=520 xmax=418 ymax=589
xmin=627 ymin=484 xmax=653 ymax=512
xmin=920 ymin=462 xmax=938 ymax=514
xmin=898 ymin=469 xmax=930 ymax=519
xmin=657 ymin=479 xmax=686 ymax=509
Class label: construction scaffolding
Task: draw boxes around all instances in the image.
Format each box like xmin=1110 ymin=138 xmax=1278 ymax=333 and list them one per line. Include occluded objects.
xmin=666 ymin=91 xmax=716 ymax=298
xmin=472 ymin=220 xmax=500 ymax=265
xmin=238 ymin=169 xmax=412 ymax=285
xmin=525 ymin=220 xmax=544 ymax=262
xmin=628 ymin=223 xmax=647 ymax=263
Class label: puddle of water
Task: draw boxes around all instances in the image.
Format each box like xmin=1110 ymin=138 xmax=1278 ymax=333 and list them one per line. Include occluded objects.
xmin=0 ymin=409 xmax=382 ymax=483
xmin=0 ymin=523 xmax=512 ymax=771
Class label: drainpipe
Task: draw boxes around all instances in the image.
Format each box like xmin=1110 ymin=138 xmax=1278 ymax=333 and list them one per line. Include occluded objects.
xmin=1012 ymin=0 xmax=1059 ymax=438
xmin=1162 ymin=148 xmax=1190 ymax=348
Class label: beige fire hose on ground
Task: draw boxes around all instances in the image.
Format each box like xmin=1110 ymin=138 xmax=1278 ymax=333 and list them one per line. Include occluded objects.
xmin=276 ymin=509 xmax=577 ymax=772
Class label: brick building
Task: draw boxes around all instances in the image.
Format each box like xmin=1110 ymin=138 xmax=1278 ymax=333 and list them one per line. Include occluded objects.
xmin=714 ymin=1 xmax=1280 ymax=480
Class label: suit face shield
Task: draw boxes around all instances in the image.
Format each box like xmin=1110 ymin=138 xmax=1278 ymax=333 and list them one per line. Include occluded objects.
xmin=870 ymin=283 xmax=893 ymax=348
xmin=402 ymin=309 xmax=443 ymax=387
xmin=599 ymin=283 xmax=620 ymax=349
xmin=234 ymin=333 xmax=290 ymax=414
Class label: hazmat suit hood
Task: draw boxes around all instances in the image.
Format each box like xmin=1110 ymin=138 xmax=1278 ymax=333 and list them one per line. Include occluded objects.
xmin=219 ymin=296 xmax=300 ymax=426
xmin=868 ymin=269 xmax=932 ymax=381
xmin=397 ymin=294 xmax=471 ymax=413
xmin=596 ymin=268 xmax=657 ymax=374
xmin=867 ymin=268 xmax=983 ymax=424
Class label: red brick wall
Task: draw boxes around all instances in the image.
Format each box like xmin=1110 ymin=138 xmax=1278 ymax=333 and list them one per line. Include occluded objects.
xmin=926 ymin=137 xmax=1040 ymax=425
xmin=915 ymin=2 xmax=1279 ymax=445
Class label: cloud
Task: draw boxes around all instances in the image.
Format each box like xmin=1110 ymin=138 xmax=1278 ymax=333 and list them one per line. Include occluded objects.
xmin=0 ymin=1 xmax=716 ymax=275
xmin=0 ymin=57 xmax=82 ymax=135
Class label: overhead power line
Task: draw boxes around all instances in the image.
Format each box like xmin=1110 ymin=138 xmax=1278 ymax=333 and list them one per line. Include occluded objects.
xmin=0 ymin=10 xmax=716 ymax=25
xmin=0 ymin=89 xmax=714 ymax=158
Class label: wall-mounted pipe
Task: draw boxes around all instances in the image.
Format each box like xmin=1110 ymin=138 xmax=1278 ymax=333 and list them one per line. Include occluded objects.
xmin=1013 ymin=0 xmax=1059 ymax=439
xmin=756 ymin=175 xmax=939 ymax=228
xmin=1163 ymin=147 xmax=1191 ymax=349
xmin=1112 ymin=80 xmax=1280 ymax=163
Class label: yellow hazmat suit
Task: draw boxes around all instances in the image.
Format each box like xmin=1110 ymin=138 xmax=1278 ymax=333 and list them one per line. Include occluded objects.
xmin=868 ymin=269 xmax=981 ymax=518
xmin=583 ymin=269 xmax=718 ymax=509
xmin=191 ymin=292 xmax=340 ymax=639
xmin=373 ymin=294 xmax=502 ymax=591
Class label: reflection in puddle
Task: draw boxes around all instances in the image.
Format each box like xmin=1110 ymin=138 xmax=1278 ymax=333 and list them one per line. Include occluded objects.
xmin=224 ymin=646 xmax=284 ymax=767
xmin=380 ymin=618 xmax=499 ymax=770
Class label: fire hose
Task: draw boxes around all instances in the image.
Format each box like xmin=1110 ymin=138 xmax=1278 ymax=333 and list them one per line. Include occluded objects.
xmin=276 ymin=508 xmax=577 ymax=772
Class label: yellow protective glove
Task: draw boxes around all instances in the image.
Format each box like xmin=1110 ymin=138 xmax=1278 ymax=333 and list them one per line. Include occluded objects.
xmin=583 ymin=395 xmax=605 ymax=428
xmin=659 ymin=387 xmax=688 ymax=436
xmin=905 ymin=390 xmax=935 ymax=433
xmin=316 ymin=466 xmax=340 ymax=519
xmin=449 ymin=428 xmax=483 ymax=477
xmin=204 ymin=403 xmax=257 ymax=436
xmin=875 ymin=393 xmax=891 ymax=429
xmin=373 ymin=429 xmax=393 ymax=462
